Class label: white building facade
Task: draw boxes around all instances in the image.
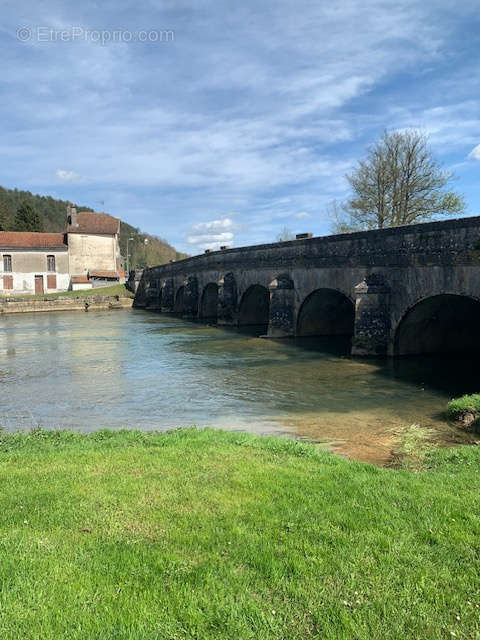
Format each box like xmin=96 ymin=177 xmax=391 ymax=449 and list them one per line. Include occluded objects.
xmin=0 ymin=232 xmax=70 ymax=295
xmin=0 ymin=208 xmax=124 ymax=296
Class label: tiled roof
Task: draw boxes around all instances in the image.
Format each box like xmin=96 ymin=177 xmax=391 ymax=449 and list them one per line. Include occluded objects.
xmin=89 ymin=270 xmax=121 ymax=279
xmin=0 ymin=232 xmax=67 ymax=249
xmin=71 ymin=276 xmax=91 ymax=284
xmin=67 ymin=212 xmax=120 ymax=235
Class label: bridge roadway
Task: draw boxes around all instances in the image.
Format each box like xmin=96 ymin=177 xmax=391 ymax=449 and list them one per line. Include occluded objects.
xmin=133 ymin=216 xmax=480 ymax=356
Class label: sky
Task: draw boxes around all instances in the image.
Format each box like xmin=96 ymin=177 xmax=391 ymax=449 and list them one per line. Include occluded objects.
xmin=1 ymin=1 xmax=479 ymax=254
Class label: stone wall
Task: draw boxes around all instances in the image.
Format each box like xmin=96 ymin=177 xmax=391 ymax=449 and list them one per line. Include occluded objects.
xmin=0 ymin=295 xmax=133 ymax=314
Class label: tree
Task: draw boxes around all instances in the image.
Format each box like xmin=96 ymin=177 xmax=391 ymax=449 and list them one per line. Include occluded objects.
xmin=276 ymin=227 xmax=295 ymax=242
xmin=0 ymin=202 xmax=8 ymax=231
xmin=14 ymin=201 xmax=43 ymax=232
xmin=331 ymin=130 xmax=465 ymax=232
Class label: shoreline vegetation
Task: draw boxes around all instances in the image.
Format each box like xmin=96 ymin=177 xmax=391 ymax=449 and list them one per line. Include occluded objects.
xmin=0 ymin=283 xmax=133 ymax=301
xmin=0 ymin=426 xmax=478 ymax=639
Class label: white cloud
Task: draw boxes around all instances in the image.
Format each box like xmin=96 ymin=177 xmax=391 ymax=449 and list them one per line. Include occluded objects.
xmin=187 ymin=217 xmax=236 ymax=251
xmin=468 ymin=144 xmax=480 ymax=160
xmin=56 ymin=169 xmax=81 ymax=182
xmin=1 ymin=0 xmax=479 ymax=253
xmin=190 ymin=218 xmax=235 ymax=233
xmin=294 ymin=211 xmax=311 ymax=219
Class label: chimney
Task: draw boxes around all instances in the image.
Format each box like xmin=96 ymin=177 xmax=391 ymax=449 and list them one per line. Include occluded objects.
xmin=295 ymin=232 xmax=312 ymax=240
xmin=67 ymin=202 xmax=77 ymax=227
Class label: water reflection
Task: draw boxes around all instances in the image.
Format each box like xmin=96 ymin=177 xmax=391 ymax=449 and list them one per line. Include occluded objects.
xmin=0 ymin=309 xmax=478 ymax=464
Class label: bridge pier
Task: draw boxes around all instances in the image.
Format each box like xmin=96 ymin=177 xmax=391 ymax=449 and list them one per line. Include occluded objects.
xmin=160 ymin=278 xmax=175 ymax=312
xmin=267 ymin=274 xmax=295 ymax=338
xmin=217 ymin=273 xmax=238 ymax=326
xmin=352 ymin=274 xmax=391 ymax=356
xmin=183 ymin=276 xmax=199 ymax=318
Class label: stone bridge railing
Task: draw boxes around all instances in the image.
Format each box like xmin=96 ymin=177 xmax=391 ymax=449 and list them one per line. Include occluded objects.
xmin=134 ymin=216 xmax=480 ymax=356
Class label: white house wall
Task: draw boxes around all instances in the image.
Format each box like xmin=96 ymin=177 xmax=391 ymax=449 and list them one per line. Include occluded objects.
xmin=2 ymin=272 xmax=71 ymax=294
xmin=0 ymin=249 xmax=70 ymax=294
xmin=67 ymin=233 xmax=119 ymax=275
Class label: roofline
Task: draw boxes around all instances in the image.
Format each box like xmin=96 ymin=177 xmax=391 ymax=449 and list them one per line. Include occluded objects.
xmin=66 ymin=230 xmax=119 ymax=235
xmin=0 ymin=245 xmax=68 ymax=250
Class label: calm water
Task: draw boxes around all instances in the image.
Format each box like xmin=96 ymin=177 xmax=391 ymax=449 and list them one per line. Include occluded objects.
xmin=0 ymin=309 xmax=478 ymax=464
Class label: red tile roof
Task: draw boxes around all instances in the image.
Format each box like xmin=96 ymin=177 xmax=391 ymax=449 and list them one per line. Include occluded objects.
xmin=89 ymin=270 xmax=121 ymax=279
xmin=67 ymin=212 xmax=120 ymax=235
xmin=0 ymin=232 xmax=67 ymax=249
xmin=71 ymin=276 xmax=91 ymax=284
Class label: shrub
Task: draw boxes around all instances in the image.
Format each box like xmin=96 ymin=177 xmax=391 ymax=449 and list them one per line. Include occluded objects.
xmin=447 ymin=393 xmax=480 ymax=419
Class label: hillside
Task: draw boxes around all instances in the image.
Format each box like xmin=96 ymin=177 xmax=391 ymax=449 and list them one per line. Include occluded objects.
xmin=0 ymin=186 xmax=187 ymax=268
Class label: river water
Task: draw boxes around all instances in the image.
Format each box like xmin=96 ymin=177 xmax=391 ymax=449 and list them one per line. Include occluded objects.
xmin=0 ymin=309 xmax=478 ymax=464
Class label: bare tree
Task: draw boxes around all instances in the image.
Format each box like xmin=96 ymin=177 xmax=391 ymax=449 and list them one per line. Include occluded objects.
xmin=331 ymin=130 xmax=465 ymax=232
xmin=276 ymin=226 xmax=295 ymax=242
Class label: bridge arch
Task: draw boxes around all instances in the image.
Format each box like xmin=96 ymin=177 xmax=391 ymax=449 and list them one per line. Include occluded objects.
xmin=297 ymin=288 xmax=354 ymax=336
xmin=199 ymin=282 xmax=219 ymax=321
xmin=174 ymin=285 xmax=185 ymax=313
xmin=238 ymin=284 xmax=270 ymax=329
xmin=394 ymin=293 xmax=480 ymax=355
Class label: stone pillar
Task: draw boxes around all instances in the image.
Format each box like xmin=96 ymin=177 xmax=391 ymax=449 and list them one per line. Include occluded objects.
xmin=160 ymin=278 xmax=175 ymax=312
xmin=132 ymin=271 xmax=148 ymax=308
xmin=145 ymin=278 xmax=162 ymax=310
xmin=352 ymin=273 xmax=391 ymax=356
xmin=183 ymin=276 xmax=199 ymax=318
xmin=217 ymin=273 xmax=238 ymax=325
xmin=267 ymin=274 xmax=295 ymax=338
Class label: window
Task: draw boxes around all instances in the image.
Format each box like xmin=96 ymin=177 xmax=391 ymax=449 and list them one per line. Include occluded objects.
xmin=47 ymin=255 xmax=56 ymax=272
xmin=3 ymin=275 xmax=13 ymax=290
xmin=3 ymin=255 xmax=12 ymax=272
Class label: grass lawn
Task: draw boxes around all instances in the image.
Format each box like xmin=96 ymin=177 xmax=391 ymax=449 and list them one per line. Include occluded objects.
xmin=0 ymin=283 xmax=133 ymax=300
xmin=0 ymin=427 xmax=478 ymax=639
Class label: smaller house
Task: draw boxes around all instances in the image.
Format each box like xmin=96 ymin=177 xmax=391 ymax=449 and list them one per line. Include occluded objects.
xmin=0 ymin=232 xmax=69 ymax=295
xmin=71 ymin=276 xmax=93 ymax=292
xmin=66 ymin=206 xmax=124 ymax=285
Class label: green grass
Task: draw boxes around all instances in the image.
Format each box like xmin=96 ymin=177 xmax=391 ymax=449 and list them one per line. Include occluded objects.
xmin=0 ymin=283 xmax=133 ymax=300
xmin=390 ymin=423 xmax=435 ymax=470
xmin=447 ymin=393 xmax=480 ymax=419
xmin=0 ymin=427 xmax=478 ymax=639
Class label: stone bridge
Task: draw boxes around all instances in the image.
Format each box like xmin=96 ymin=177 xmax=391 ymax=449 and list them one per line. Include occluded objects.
xmin=133 ymin=216 xmax=480 ymax=356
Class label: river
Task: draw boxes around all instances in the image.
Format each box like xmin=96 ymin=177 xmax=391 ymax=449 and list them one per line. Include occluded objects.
xmin=0 ymin=309 xmax=477 ymax=464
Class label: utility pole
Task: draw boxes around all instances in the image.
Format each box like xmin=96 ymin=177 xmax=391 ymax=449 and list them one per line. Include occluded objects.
xmin=126 ymin=237 xmax=134 ymax=275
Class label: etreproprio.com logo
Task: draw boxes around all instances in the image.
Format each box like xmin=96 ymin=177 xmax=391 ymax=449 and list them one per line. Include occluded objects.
xmin=16 ymin=26 xmax=174 ymax=45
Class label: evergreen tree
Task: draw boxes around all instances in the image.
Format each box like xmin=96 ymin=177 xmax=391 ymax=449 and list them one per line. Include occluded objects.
xmin=14 ymin=201 xmax=43 ymax=232
xmin=0 ymin=202 xmax=8 ymax=231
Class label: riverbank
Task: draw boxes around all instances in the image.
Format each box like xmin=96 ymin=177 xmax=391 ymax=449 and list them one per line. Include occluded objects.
xmin=0 ymin=284 xmax=133 ymax=314
xmin=0 ymin=428 xmax=478 ymax=639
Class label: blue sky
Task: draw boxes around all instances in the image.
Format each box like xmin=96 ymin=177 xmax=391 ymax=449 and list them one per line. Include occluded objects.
xmin=1 ymin=1 xmax=479 ymax=253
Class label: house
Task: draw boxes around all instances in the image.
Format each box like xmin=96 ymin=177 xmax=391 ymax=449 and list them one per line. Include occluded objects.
xmin=66 ymin=205 xmax=124 ymax=284
xmin=0 ymin=232 xmax=70 ymax=295
xmin=0 ymin=206 xmax=125 ymax=295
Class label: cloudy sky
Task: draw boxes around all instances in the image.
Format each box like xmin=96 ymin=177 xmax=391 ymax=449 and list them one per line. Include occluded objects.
xmin=1 ymin=1 xmax=479 ymax=253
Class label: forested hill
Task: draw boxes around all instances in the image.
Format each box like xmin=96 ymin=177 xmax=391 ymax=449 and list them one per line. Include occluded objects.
xmin=0 ymin=186 xmax=187 ymax=268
